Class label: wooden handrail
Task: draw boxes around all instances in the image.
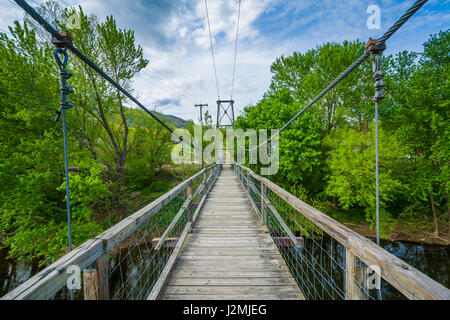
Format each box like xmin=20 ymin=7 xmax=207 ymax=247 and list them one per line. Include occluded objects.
xmin=235 ymin=164 xmax=450 ymax=300
xmin=148 ymin=164 xmax=221 ymax=299
xmin=155 ymin=173 xmax=213 ymax=250
xmin=97 ymin=165 xmax=217 ymax=252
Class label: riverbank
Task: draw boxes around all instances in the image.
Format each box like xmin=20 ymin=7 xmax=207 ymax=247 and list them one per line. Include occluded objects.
xmin=340 ymin=217 xmax=450 ymax=246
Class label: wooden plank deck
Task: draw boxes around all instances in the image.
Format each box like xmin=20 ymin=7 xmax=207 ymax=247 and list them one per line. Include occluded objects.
xmin=160 ymin=167 xmax=305 ymax=300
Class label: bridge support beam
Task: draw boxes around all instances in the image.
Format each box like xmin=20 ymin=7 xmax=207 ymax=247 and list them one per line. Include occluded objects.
xmin=83 ymin=254 xmax=109 ymax=300
xmin=345 ymin=248 xmax=368 ymax=300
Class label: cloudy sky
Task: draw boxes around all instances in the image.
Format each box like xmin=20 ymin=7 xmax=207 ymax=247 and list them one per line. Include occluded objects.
xmin=1 ymin=0 xmax=448 ymax=123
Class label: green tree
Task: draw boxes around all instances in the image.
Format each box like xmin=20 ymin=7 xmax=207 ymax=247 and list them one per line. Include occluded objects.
xmin=324 ymin=127 xmax=405 ymax=230
xmin=234 ymin=89 xmax=324 ymax=190
xmin=96 ymin=15 xmax=149 ymax=204
xmin=0 ymin=22 xmax=105 ymax=263
xmin=125 ymin=108 xmax=172 ymax=191
xmin=269 ymin=40 xmax=374 ymax=132
xmin=383 ymin=30 xmax=449 ymax=237
xmin=0 ymin=3 xmax=165 ymax=263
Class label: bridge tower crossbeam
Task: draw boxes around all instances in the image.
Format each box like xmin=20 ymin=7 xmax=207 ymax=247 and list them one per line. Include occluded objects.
xmin=216 ymin=99 xmax=235 ymax=128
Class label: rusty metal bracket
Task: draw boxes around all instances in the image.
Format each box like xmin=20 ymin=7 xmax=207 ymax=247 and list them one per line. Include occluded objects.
xmin=51 ymin=31 xmax=73 ymax=48
xmin=365 ymin=38 xmax=386 ymax=55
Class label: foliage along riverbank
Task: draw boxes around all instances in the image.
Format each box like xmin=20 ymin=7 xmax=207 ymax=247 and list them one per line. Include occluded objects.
xmin=0 ymin=1 xmax=208 ymax=266
xmin=332 ymin=211 xmax=449 ymax=246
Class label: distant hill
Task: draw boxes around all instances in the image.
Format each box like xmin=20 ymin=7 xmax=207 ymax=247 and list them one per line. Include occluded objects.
xmin=126 ymin=107 xmax=188 ymax=128
xmin=155 ymin=112 xmax=188 ymax=128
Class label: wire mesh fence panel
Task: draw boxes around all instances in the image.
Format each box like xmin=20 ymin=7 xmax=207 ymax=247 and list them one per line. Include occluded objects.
xmin=47 ymin=185 xmax=189 ymax=300
xmin=249 ymin=174 xmax=261 ymax=212
xmin=86 ymin=166 xmax=219 ymax=300
xmin=105 ymin=193 xmax=186 ymax=300
xmin=2 ymin=165 xmax=220 ymax=300
xmin=266 ymin=186 xmax=346 ymax=300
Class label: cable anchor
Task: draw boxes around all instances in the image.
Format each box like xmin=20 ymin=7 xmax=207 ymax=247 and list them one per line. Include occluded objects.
xmin=51 ymin=31 xmax=74 ymax=255
xmin=52 ymin=32 xmax=74 ymax=121
xmin=366 ymin=37 xmax=386 ymax=301
xmin=365 ymin=38 xmax=386 ymax=102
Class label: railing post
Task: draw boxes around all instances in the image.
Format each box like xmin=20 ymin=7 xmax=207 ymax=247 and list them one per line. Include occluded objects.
xmin=345 ymin=248 xmax=367 ymax=300
xmin=261 ymin=181 xmax=267 ymax=224
xmin=246 ymin=170 xmax=250 ymax=195
xmin=83 ymin=254 xmax=109 ymax=300
xmin=345 ymin=248 xmax=356 ymax=300
xmin=238 ymin=167 xmax=242 ymax=184
xmin=83 ymin=268 xmax=98 ymax=300
xmin=187 ymin=182 xmax=193 ymax=223
xmin=202 ymin=172 xmax=206 ymax=197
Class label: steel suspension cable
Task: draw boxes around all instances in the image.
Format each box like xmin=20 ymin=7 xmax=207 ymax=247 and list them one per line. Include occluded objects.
xmin=204 ymin=0 xmax=221 ymax=99
xmin=241 ymin=0 xmax=428 ymax=152
xmin=230 ymin=0 xmax=241 ymax=100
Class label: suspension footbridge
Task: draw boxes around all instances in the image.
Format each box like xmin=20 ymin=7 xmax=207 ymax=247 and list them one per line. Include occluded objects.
xmin=158 ymin=166 xmax=304 ymax=300
xmin=2 ymin=163 xmax=449 ymax=300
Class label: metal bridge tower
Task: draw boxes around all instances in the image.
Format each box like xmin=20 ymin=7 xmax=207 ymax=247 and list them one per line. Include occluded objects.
xmin=216 ymin=99 xmax=235 ymax=128
xmin=194 ymin=103 xmax=208 ymax=124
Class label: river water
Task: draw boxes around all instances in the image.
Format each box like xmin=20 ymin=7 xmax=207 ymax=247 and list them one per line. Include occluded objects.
xmin=1 ymin=240 xmax=448 ymax=299
xmin=379 ymin=239 xmax=449 ymax=299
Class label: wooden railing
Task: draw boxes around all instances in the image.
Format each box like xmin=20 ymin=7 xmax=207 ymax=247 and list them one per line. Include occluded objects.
xmin=1 ymin=164 xmax=221 ymax=300
xmin=235 ymin=164 xmax=450 ymax=300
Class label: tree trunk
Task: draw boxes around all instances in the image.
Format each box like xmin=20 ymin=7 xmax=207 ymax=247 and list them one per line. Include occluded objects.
xmin=429 ymin=191 xmax=440 ymax=237
xmin=89 ymin=78 xmax=121 ymax=159
xmin=90 ymin=76 xmax=127 ymax=220
xmin=116 ymin=91 xmax=129 ymax=220
xmin=332 ymin=196 xmax=338 ymax=210
xmin=117 ymin=91 xmax=128 ymax=158
xmin=116 ymin=161 xmax=127 ymax=220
